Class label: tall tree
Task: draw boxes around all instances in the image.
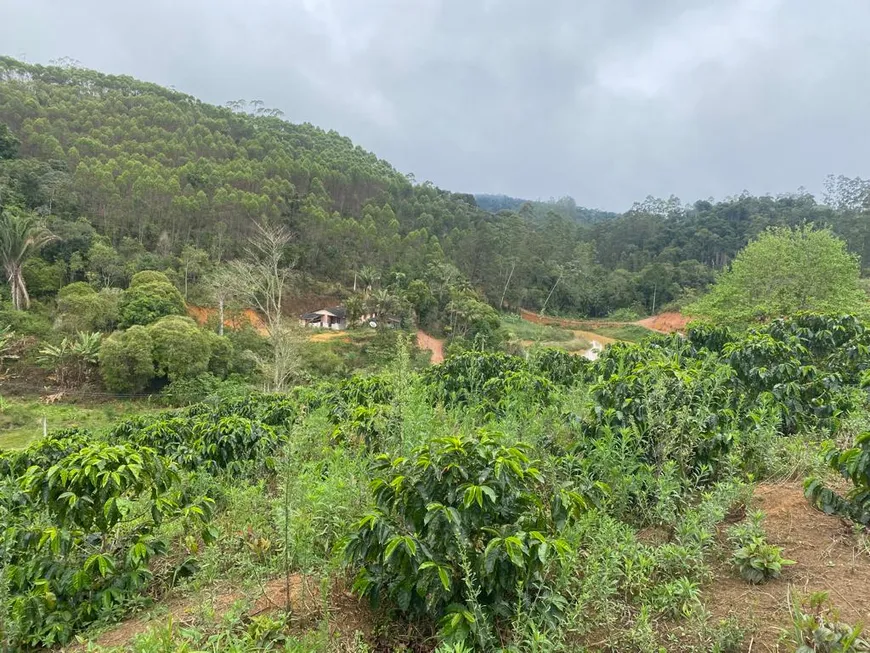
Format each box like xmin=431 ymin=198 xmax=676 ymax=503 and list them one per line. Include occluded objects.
xmin=227 ymin=221 xmax=300 ymax=390
xmin=0 ymin=209 xmax=55 ymax=309
xmin=688 ymin=225 xmax=868 ymax=323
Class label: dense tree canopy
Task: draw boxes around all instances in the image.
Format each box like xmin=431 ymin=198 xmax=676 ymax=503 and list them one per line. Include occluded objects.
xmin=688 ymin=226 xmax=867 ymax=323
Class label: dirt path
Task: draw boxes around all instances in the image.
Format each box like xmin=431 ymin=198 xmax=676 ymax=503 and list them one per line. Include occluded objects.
xmin=519 ymin=308 xmax=689 ymax=335
xmin=79 ymin=574 xmax=371 ymax=650
xmin=636 ymin=311 xmax=690 ymax=332
xmin=416 ymin=330 xmax=444 ymax=364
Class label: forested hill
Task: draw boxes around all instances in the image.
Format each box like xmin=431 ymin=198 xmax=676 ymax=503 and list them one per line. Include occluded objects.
xmin=2 ymin=56 xmax=870 ymax=318
xmin=475 ymin=193 xmax=618 ymax=224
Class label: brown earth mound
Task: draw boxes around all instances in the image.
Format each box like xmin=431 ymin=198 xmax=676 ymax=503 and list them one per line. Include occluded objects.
xmin=637 ymin=311 xmax=690 ymax=333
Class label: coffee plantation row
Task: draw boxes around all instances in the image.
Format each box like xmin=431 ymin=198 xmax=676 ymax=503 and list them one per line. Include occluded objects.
xmin=2 ymin=313 xmax=870 ymax=650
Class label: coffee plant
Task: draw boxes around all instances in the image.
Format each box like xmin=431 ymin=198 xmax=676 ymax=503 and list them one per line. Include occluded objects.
xmin=344 ymin=429 xmax=578 ymax=644
xmin=1 ymin=443 xmax=215 ymax=647
xmin=806 ymin=432 xmax=870 ymax=525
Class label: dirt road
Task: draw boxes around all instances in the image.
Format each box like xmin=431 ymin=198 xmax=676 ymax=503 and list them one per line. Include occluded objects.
xmin=519 ymin=308 xmax=688 ymax=334
xmin=416 ymin=330 xmax=444 ymax=363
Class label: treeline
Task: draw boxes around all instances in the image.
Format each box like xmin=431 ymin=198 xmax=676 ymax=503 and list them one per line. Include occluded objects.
xmin=1 ymin=56 xmax=870 ymax=320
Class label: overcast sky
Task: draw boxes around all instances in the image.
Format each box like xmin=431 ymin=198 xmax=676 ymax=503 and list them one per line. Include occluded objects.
xmin=2 ymin=0 xmax=869 ymax=210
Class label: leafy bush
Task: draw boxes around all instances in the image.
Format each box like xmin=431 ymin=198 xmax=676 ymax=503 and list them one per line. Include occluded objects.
xmin=204 ymin=330 xmax=234 ymax=378
xmin=0 ymin=428 xmax=92 ymax=478
xmin=726 ymin=510 xmax=794 ymax=584
xmin=118 ymin=277 xmax=185 ymax=328
xmin=731 ymin=537 xmax=795 ymax=584
xmin=160 ymin=373 xmax=249 ymax=407
xmin=345 ymin=429 xmax=578 ymax=645
xmin=526 ymin=348 xmax=588 ymax=386
xmin=0 ymin=302 xmax=53 ymax=337
xmin=806 ymin=432 xmax=870 ymax=525
xmin=129 ymin=414 xmax=282 ymax=473
xmin=55 ymin=281 xmax=119 ymax=333
xmin=22 ymin=257 xmax=64 ymax=297
xmin=1 ymin=442 xmax=215 ymax=647
xmin=99 ymin=325 xmax=155 ymax=393
xmin=425 ymin=350 xmax=523 ymax=409
xmin=329 ymin=374 xmax=395 ymax=448
xmin=147 ymin=315 xmax=212 ymax=381
xmin=129 ymin=270 xmax=174 ymax=288
xmin=788 ymin=592 xmax=870 ymax=652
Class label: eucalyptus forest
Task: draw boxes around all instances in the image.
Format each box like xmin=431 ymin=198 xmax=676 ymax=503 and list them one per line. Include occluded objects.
xmin=2 ymin=56 xmax=870 ymax=652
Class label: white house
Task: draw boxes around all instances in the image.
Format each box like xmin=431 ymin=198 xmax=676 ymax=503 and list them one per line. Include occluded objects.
xmin=300 ymin=305 xmax=401 ymax=330
xmin=300 ymin=307 xmax=348 ymax=330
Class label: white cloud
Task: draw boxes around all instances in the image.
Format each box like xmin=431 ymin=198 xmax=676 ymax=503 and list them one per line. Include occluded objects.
xmin=595 ymin=0 xmax=782 ymax=99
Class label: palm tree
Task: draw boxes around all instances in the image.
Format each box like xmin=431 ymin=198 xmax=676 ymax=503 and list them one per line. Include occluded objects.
xmin=0 ymin=209 xmax=56 ymax=310
xmin=367 ymin=288 xmax=398 ymax=322
xmin=358 ymin=266 xmax=380 ymax=298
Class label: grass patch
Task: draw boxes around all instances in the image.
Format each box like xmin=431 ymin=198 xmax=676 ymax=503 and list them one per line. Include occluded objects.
xmin=0 ymin=397 xmax=157 ymax=450
xmin=590 ymin=324 xmax=655 ymax=342
xmin=500 ymin=314 xmax=573 ymax=342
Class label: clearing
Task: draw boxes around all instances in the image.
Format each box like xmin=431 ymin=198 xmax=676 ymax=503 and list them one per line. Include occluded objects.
xmin=416 ymin=330 xmax=444 ymax=363
xmin=519 ymin=308 xmax=689 ymax=337
xmin=0 ymin=397 xmax=156 ymax=450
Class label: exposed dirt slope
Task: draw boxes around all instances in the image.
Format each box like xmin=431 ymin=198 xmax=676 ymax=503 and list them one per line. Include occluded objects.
xmin=704 ymin=482 xmax=870 ymax=652
xmin=416 ymin=330 xmax=444 ymax=363
xmin=637 ymin=311 xmax=691 ymax=333
xmin=187 ymin=306 xmax=268 ymax=335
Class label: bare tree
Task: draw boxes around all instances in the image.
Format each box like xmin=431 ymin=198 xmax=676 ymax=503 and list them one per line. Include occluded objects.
xmin=226 ymin=222 xmax=301 ymax=390
xmin=205 ymin=267 xmax=239 ymax=336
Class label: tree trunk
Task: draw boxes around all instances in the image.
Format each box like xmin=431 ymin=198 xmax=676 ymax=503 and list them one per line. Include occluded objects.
xmin=6 ymin=264 xmax=29 ymax=310
xmin=218 ymin=297 xmax=225 ymax=336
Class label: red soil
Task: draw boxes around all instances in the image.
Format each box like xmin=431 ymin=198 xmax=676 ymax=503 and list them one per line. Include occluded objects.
xmin=416 ymin=330 xmax=444 ymax=364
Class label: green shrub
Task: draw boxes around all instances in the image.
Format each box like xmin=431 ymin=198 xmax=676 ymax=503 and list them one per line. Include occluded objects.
xmin=160 ymin=373 xmax=249 ymax=406
xmin=3 ymin=442 xmax=215 ymax=647
xmin=204 ymin=330 xmax=234 ymax=378
xmin=731 ymin=535 xmax=795 ymax=584
xmin=129 ymin=269 xmax=174 ymax=287
xmin=345 ymin=429 xmax=579 ymax=645
xmin=99 ymin=326 xmax=155 ymax=393
xmin=130 ymin=414 xmax=281 ymax=473
xmin=424 ymin=350 xmax=523 ymax=408
xmin=56 ymin=282 xmax=120 ymax=333
xmin=0 ymin=302 xmax=53 ymax=337
xmin=118 ymin=278 xmax=185 ymax=328
xmin=22 ymin=257 xmax=65 ymax=297
xmin=147 ymin=315 xmax=211 ymax=381
xmin=788 ymin=592 xmax=870 ymax=652
xmin=806 ymin=431 xmax=870 ymax=525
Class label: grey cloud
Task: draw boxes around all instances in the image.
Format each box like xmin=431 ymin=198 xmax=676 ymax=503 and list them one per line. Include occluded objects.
xmin=1 ymin=0 xmax=869 ymax=210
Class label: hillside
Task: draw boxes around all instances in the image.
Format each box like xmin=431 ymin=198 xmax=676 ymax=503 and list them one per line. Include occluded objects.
xmin=3 ymin=57 xmax=870 ymax=320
